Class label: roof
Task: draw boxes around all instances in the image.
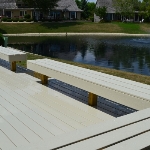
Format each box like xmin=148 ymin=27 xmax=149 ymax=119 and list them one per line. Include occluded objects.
xmin=0 ymin=0 xmax=17 ymax=9
xmin=0 ymin=0 xmax=82 ymax=12
xmin=55 ymin=0 xmax=83 ymax=12
xmin=96 ymin=0 xmax=115 ymax=13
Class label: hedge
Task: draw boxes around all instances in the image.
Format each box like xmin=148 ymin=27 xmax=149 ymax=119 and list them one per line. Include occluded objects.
xmin=0 ymin=33 xmax=4 ymax=46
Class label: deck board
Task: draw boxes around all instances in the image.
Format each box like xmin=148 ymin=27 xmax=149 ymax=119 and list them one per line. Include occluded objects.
xmin=0 ymin=105 xmax=42 ymax=143
xmin=0 ymin=129 xmax=16 ymax=149
xmin=104 ymin=131 xmax=150 ymax=150
xmin=0 ymin=116 xmax=29 ymax=147
xmin=0 ymin=97 xmax=54 ymax=140
xmin=12 ymin=108 xmax=150 ymax=150
xmin=0 ymin=66 xmax=113 ymax=149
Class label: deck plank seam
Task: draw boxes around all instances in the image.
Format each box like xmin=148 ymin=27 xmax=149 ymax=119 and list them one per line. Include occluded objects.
xmin=0 ymin=115 xmax=30 ymax=143
xmin=0 ymin=95 xmax=55 ymax=136
xmin=0 ymin=104 xmax=43 ymax=139
xmin=0 ymin=129 xmax=17 ymax=148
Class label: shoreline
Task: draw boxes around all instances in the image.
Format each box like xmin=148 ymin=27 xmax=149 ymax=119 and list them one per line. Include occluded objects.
xmin=3 ymin=33 xmax=150 ymax=37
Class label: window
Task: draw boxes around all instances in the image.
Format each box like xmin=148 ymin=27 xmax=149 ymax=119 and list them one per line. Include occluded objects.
xmin=20 ymin=11 xmax=27 ymax=16
xmin=70 ymin=12 xmax=76 ymax=19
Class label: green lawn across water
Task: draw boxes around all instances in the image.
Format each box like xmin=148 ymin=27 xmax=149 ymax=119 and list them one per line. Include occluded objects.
xmin=0 ymin=22 xmax=149 ymax=34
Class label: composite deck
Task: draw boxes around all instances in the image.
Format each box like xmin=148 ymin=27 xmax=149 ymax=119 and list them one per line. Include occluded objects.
xmin=0 ymin=66 xmax=113 ymax=150
xmin=12 ymin=108 xmax=150 ymax=150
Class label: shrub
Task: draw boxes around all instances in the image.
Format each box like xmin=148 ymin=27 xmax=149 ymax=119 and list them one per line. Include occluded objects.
xmin=7 ymin=19 xmax=13 ymax=22
xmin=89 ymin=16 xmax=94 ymax=22
xmin=99 ymin=19 xmax=111 ymax=23
xmin=24 ymin=14 xmax=31 ymax=19
xmin=12 ymin=18 xmax=19 ymax=22
xmin=19 ymin=19 xmax=26 ymax=22
xmin=0 ymin=34 xmax=4 ymax=46
xmin=143 ymin=17 xmax=150 ymax=23
xmin=34 ymin=19 xmax=38 ymax=22
xmin=1 ymin=17 xmax=7 ymax=22
xmin=26 ymin=19 xmax=33 ymax=22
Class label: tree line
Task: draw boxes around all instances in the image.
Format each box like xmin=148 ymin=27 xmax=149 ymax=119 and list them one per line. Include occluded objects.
xmin=95 ymin=0 xmax=150 ymax=22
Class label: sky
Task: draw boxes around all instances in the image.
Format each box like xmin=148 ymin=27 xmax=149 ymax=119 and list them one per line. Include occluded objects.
xmin=88 ymin=0 xmax=96 ymax=3
xmin=88 ymin=0 xmax=142 ymax=4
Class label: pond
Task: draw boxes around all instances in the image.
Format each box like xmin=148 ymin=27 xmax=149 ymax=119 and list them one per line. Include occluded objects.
xmin=8 ymin=36 xmax=150 ymax=76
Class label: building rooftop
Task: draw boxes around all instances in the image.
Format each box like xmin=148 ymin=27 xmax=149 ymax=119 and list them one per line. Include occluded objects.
xmin=96 ymin=0 xmax=115 ymax=13
xmin=0 ymin=0 xmax=17 ymax=9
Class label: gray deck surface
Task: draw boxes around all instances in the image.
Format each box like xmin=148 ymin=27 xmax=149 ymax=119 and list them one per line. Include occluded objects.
xmin=0 ymin=66 xmax=113 ymax=150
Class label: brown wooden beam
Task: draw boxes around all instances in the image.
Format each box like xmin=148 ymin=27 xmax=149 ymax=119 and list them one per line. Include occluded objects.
xmin=88 ymin=92 xmax=97 ymax=106
xmin=34 ymin=72 xmax=48 ymax=85
xmin=11 ymin=61 xmax=16 ymax=72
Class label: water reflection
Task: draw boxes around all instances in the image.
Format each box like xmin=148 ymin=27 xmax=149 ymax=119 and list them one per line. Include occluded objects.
xmin=8 ymin=36 xmax=150 ymax=76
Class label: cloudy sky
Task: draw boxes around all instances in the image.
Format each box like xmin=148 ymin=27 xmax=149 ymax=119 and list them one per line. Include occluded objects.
xmin=88 ymin=0 xmax=96 ymax=3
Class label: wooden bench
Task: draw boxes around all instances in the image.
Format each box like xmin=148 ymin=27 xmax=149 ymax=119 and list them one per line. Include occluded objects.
xmin=13 ymin=108 xmax=150 ymax=150
xmin=27 ymin=59 xmax=150 ymax=110
xmin=0 ymin=46 xmax=26 ymax=71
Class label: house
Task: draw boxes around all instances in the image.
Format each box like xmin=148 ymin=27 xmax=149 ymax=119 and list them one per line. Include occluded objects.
xmin=0 ymin=0 xmax=82 ymax=20
xmin=0 ymin=0 xmax=33 ymax=19
xmin=94 ymin=0 xmax=116 ymax=22
xmin=94 ymin=0 xmax=143 ymax=22
xmin=50 ymin=0 xmax=82 ymax=20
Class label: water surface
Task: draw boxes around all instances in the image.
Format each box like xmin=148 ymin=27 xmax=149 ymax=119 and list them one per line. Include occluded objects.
xmin=8 ymin=36 xmax=150 ymax=76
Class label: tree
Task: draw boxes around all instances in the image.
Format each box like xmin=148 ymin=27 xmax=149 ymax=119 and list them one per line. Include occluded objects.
xmin=112 ymin=0 xmax=139 ymax=19
xmin=95 ymin=6 xmax=107 ymax=20
xmin=75 ymin=0 xmax=81 ymax=8
xmin=22 ymin=0 xmax=59 ymax=13
xmin=80 ymin=0 xmax=89 ymax=19
xmin=75 ymin=0 xmax=95 ymax=20
xmin=87 ymin=2 xmax=96 ymax=17
xmin=139 ymin=0 xmax=150 ymax=21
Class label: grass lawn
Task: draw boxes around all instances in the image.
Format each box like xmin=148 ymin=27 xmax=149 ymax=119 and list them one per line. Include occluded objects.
xmin=0 ymin=22 xmax=149 ymax=34
xmin=16 ymin=52 xmax=150 ymax=85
